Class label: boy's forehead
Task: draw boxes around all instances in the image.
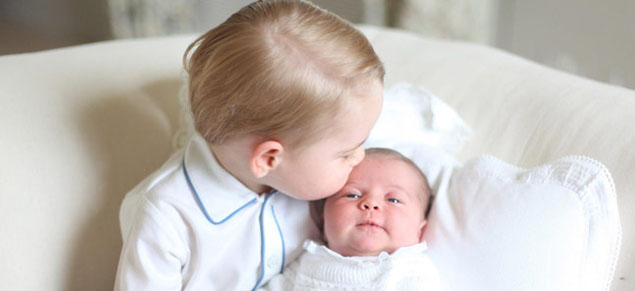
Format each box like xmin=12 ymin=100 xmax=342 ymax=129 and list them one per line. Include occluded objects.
xmin=327 ymin=85 xmax=382 ymax=148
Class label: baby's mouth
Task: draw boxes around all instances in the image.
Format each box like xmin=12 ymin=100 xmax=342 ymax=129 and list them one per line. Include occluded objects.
xmin=356 ymin=221 xmax=384 ymax=230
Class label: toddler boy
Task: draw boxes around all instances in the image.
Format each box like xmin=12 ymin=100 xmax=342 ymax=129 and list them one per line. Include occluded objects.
xmin=115 ymin=1 xmax=385 ymax=290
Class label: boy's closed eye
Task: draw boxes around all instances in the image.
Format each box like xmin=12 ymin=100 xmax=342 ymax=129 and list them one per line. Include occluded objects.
xmin=341 ymin=152 xmax=355 ymax=160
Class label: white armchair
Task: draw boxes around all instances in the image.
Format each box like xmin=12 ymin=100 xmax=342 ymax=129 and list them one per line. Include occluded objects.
xmin=1 ymin=25 xmax=632 ymax=290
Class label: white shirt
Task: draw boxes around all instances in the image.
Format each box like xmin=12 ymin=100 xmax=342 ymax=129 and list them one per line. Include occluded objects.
xmin=263 ymin=240 xmax=442 ymax=291
xmin=115 ymin=133 xmax=319 ymax=291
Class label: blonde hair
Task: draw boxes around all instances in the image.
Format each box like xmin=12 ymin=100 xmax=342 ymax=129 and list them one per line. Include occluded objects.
xmin=183 ymin=0 xmax=384 ymax=147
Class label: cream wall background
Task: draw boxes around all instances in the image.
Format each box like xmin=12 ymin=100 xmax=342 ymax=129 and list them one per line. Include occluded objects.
xmin=0 ymin=0 xmax=110 ymax=53
xmin=1 ymin=0 xmax=633 ymax=89
xmin=496 ymin=0 xmax=635 ymax=90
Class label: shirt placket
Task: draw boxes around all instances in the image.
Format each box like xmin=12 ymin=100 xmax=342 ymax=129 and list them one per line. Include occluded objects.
xmin=253 ymin=193 xmax=285 ymax=290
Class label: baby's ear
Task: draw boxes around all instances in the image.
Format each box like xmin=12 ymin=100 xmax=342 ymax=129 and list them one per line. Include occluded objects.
xmin=250 ymin=140 xmax=284 ymax=178
xmin=418 ymin=220 xmax=427 ymax=242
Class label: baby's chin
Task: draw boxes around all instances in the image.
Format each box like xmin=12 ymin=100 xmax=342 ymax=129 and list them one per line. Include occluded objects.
xmin=330 ymin=235 xmax=423 ymax=257
xmin=333 ymin=240 xmax=393 ymax=257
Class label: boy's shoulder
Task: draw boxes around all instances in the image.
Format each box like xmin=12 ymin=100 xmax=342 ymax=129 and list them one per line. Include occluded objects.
xmin=126 ymin=149 xmax=186 ymax=203
xmin=119 ymin=149 xmax=189 ymax=230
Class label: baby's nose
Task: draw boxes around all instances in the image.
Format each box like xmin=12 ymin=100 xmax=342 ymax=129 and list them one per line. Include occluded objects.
xmin=361 ymin=201 xmax=379 ymax=210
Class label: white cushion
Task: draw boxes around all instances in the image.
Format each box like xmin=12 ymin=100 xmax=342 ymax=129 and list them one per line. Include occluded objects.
xmin=424 ymin=155 xmax=621 ymax=291
xmin=1 ymin=24 xmax=633 ymax=291
xmin=367 ymin=82 xmax=472 ymax=154
xmin=364 ymin=82 xmax=470 ymax=194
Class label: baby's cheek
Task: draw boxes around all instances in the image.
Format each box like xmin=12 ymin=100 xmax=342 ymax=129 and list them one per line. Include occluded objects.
xmin=393 ymin=223 xmax=419 ymax=242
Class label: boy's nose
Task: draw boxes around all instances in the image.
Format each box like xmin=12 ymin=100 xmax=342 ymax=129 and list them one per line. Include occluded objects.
xmin=349 ymin=146 xmax=365 ymax=167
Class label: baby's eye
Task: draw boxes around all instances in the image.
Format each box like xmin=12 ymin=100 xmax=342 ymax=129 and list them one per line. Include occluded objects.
xmin=387 ymin=198 xmax=400 ymax=204
xmin=345 ymin=193 xmax=360 ymax=199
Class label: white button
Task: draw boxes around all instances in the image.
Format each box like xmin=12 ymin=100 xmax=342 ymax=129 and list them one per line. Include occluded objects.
xmin=267 ymin=256 xmax=280 ymax=269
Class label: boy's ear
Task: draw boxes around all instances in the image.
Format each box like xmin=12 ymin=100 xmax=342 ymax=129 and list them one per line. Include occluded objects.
xmin=418 ymin=220 xmax=428 ymax=242
xmin=250 ymin=140 xmax=284 ymax=178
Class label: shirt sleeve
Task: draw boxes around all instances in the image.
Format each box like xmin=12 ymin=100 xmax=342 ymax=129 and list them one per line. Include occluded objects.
xmin=115 ymin=196 xmax=187 ymax=291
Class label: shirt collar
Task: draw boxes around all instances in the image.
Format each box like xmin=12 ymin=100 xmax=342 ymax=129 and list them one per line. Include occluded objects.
xmin=304 ymin=240 xmax=429 ymax=260
xmin=299 ymin=240 xmax=431 ymax=284
xmin=183 ymin=133 xmax=260 ymax=224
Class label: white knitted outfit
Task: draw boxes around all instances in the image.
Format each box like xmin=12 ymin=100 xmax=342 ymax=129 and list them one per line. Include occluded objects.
xmin=262 ymin=240 xmax=442 ymax=291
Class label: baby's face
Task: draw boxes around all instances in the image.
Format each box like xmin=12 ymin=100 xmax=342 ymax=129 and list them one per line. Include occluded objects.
xmin=322 ymin=155 xmax=426 ymax=257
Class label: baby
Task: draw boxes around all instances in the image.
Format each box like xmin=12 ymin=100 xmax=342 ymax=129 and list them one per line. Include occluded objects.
xmin=263 ymin=148 xmax=442 ymax=290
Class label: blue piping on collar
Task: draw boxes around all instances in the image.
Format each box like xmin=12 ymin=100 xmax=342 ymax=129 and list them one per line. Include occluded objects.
xmin=252 ymin=191 xmax=284 ymax=290
xmin=182 ymin=158 xmax=257 ymax=224
xmin=181 ymin=157 xmax=286 ymax=290
xmin=271 ymin=204 xmax=286 ymax=274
